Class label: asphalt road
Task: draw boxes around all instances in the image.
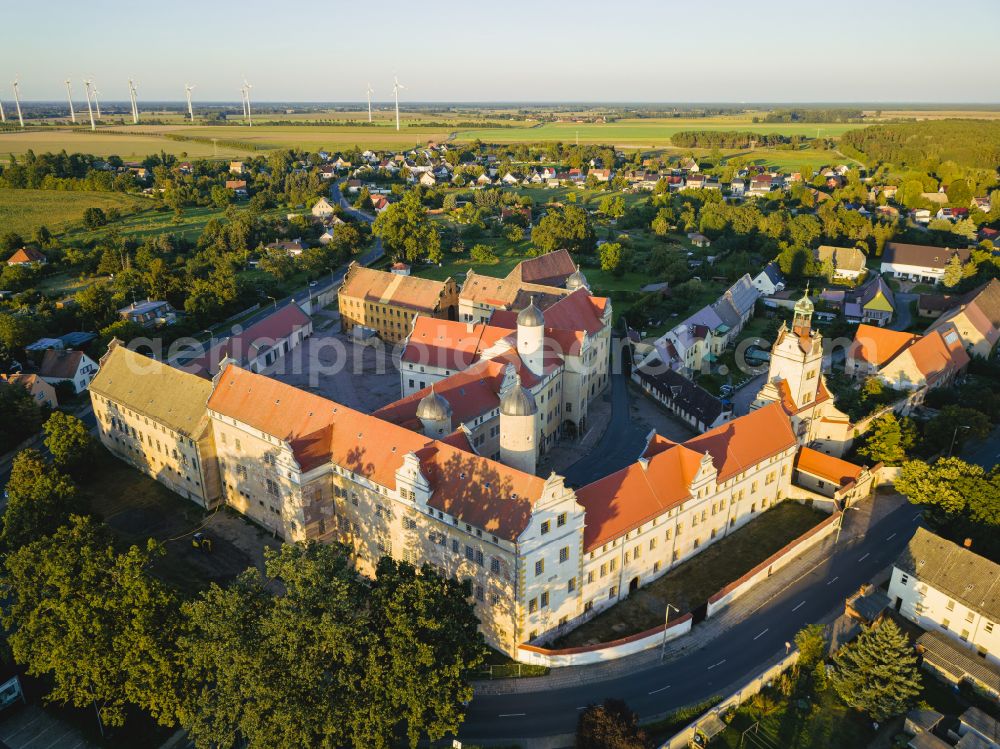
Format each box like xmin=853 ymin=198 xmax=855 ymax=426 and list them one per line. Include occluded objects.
xmin=459 ymin=496 xmax=922 ymax=743
xmin=960 ymin=424 xmax=1000 ymax=471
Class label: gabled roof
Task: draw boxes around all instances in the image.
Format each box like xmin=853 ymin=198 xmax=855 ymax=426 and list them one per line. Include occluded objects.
xmin=89 ymin=343 xmax=212 ymax=437
xmin=795 ymin=447 xmax=864 ymax=487
xmin=684 ymin=402 xmax=797 ymax=482
xmin=7 ymin=246 xmax=46 ymax=264
xmin=190 ymin=303 xmax=311 ymax=376
xmin=340 ymin=262 xmax=452 ymax=312
xmin=633 ymin=362 xmax=725 ymax=426
xmin=38 ymin=349 xmax=87 ymax=380
xmin=401 ymin=317 xmax=511 ymax=372
xmin=851 ymin=325 xmax=918 ymax=367
xmin=882 ymin=242 xmax=971 ymax=270
xmin=895 ymin=528 xmax=1000 ymax=619
xmin=815 ymin=245 xmax=867 ymax=273
xmin=208 ymin=364 xmax=544 ymax=541
xmin=509 ymin=249 xmax=577 ymax=287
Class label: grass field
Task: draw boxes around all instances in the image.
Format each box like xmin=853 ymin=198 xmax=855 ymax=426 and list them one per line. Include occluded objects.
xmin=0 ymin=187 xmax=149 ymax=237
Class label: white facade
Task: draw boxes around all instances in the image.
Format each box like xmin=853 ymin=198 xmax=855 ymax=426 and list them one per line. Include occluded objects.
xmin=889 ymin=566 xmax=1000 ymax=666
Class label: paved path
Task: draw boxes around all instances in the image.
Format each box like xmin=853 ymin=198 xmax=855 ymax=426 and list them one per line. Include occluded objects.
xmin=961 ymin=425 xmax=1000 ymax=471
xmin=461 ymin=492 xmax=918 ymax=743
xmin=0 ymin=705 xmax=96 ymax=749
xmin=889 ymin=292 xmax=917 ymax=331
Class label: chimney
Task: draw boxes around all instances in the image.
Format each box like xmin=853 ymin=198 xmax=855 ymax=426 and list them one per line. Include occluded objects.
xmin=964 ymin=538 xmax=973 ymax=549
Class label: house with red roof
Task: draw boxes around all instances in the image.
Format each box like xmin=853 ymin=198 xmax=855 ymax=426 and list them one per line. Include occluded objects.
xmin=847 ymin=323 xmax=970 ymax=392
xmin=6 ymin=247 xmax=46 ymax=266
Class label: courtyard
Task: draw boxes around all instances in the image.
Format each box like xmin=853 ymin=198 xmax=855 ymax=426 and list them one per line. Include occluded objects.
xmin=553 ymin=501 xmax=829 ymax=648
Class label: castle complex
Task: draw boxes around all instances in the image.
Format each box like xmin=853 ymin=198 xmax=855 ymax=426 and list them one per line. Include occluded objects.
xmin=89 ymin=253 xmax=868 ymax=657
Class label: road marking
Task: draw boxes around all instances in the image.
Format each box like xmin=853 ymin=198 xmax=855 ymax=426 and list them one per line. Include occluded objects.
xmin=648 ymin=685 xmax=672 ymax=695
xmin=886 ymin=532 xmax=896 ymax=540
xmin=707 ymin=659 xmax=726 ymax=670
xmin=577 ymin=706 xmax=588 ymax=711
xmin=913 ymin=512 xmax=922 ymax=522
xmin=499 ymin=713 xmax=526 ymax=718
xmin=826 ymin=576 xmax=840 ymax=585
xmin=858 ymin=553 xmax=870 ymax=562
xmin=753 ymin=628 xmax=769 ymax=641
xmin=792 ymin=601 xmax=805 ymax=612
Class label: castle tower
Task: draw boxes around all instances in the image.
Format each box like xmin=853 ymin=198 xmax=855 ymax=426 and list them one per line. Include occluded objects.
xmin=499 ymin=373 xmax=538 ymax=475
xmin=415 ymin=384 xmax=452 ymax=437
xmin=516 ymin=296 xmax=545 ymax=377
xmin=753 ymin=288 xmax=823 ymax=411
xmin=565 ymin=265 xmax=590 ymax=292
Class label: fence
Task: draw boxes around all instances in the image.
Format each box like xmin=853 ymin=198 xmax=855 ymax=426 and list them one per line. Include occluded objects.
xmin=656 ymin=650 xmax=800 ymax=749
xmin=706 ymin=512 xmax=841 ymax=619
xmin=515 ymin=613 xmax=693 ymax=668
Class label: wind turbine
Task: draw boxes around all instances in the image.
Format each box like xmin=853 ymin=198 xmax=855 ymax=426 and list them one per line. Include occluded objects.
xmin=392 ymin=76 xmax=404 ymax=131
xmin=243 ymin=79 xmax=252 ymax=127
xmin=92 ymin=83 xmax=102 ymax=119
xmin=128 ymin=79 xmax=139 ymax=124
xmin=65 ymin=79 xmax=76 ymax=123
xmin=240 ymin=85 xmax=247 ymax=121
xmin=12 ymin=78 xmax=24 ymax=128
xmin=366 ymin=82 xmax=374 ymax=123
xmin=184 ymin=84 xmax=195 ymax=123
xmin=83 ymin=79 xmax=95 ymax=130
xmin=0 ymin=98 xmax=4 ymax=123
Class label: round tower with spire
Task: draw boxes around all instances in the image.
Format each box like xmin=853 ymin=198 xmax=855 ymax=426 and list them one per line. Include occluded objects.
xmin=415 ymin=384 xmax=452 ymax=437
xmin=499 ymin=373 xmax=538 ymax=475
xmin=516 ymin=296 xmax=545 ymax=377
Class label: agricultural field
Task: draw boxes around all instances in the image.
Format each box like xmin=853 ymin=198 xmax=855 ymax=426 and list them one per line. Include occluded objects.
xmin=0 ymin=187 xmax=148 ymax=237
xmin=452 ymin=117 xmax=866 ymax=146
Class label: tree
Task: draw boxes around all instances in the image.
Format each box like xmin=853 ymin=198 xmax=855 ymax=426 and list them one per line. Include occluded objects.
xmin=598 ymin=194 xmax=625 ymax=220
xmin=0 ymin=381 xmax=46 ymax=454
xmin=794 ymin=623 xmax=827 ymax=670
xmin=0 ymin=449 xmax=80 ymax=551
xmin=830 ymin=619 xmax=921 ymax=722
xmin=0 ymin=231 xmax=24 ymax=254
xmin=531 ymin=205 xmax=596 ymax=254
xmin=2 ymin=516 xmax=181 ymax=730
xmin=210 ymin=185 xmax=231 ymax=210
xmin=177 ymin=545 xmax=483 ymax=749
xmin=895 ymin=457 xmax=1000 ymax=528
xmin=576 ymin=699 xmax=647 ymax=749
xmin=82 ymin=207 xmax=108 ymax=230
xmin=373 ymin=190 xmax=442 ymax=264
xmin=599 ymin=242 xmax=625 ymax=273
xmin=857 ymin=413 xmax=917 ymax=465
xmin=942 ymin=253 xmax=964 ymax=288
xmin=925 ymin=405 xmax=991 ymax=455
xmin=470 ymin=244 xmax=498 ymax=264
xmin=354 ymin=187 xmax=374 ymax=212
xmin=651 ymin=207 xmax=673 ymax=236
xmin=43 ymin=412 xmax=96 ymax=477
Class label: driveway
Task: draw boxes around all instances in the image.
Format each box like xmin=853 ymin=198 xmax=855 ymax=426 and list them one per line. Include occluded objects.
xmin=889 ymin=292 xmax=918 ymax=331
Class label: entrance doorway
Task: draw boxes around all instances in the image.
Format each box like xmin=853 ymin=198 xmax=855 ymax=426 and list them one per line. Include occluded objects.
xmin=629 ymin=576 xmax=640 ymax=594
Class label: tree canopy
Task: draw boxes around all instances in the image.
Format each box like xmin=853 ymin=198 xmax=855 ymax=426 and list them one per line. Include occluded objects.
xmin=372 ymin=190 xmax=443 ymax=264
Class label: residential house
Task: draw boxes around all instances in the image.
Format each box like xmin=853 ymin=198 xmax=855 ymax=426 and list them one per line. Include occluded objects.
xmin=38 ymin=349 xmax=98 ymax=394
xmin=815 ymin=245 xmax=867 ymax=281
xmin=889 ymin=528 xmax=1000 ymax=666
xmin=311 ymin=197 xmax=337 ymax=218
xmin=419 ymin=172 xmax=437 ymax=187
xmin=687 ymin=232 xmax=710 ymax=248
xmin=338 ymin=262 xmax=460 ymax=344
xmin=370 ymin=195 xmax=390 ymax=213
xmin=265 ymin=239 xmax=306 ymax=257
xmin=843 ymin=274 xmax=895 ymax=327
xmin=730 ymin=179 xmax=746 ymax=198
xmin=846 ymin=324 xmax=969 ymax=392
xmin=118 ymin=299 xmax=178 ymax=328
xmin=683 ymin=173 xmax=706 ymax=191
xmin=6 ymin=247 xmax=46 ymax=266
xmin=89 ymin=342 xmax=221 ymax=509
xmin=631 ymin=361 xmax=730 ymax=431
xmin=751 ymin=263 xmax=786 ymax=296
xmin=588 ymin=168 xmax=611 ymax=182
xmin=225 ymin=180 xmax=248 ymax=198
xmin=229 ymin=161 xmax=245 ymax=175
xmin=880 ymin=243 xmax=972 ymax=285
xmin=748 ymin=174 xmax=774 ymax=197
xmin=1 ymin=373 xmax=58 ymax=409
xmin=679 ymin=157 xmax=699 ymax=173
xmin=924 ymin=279 xmax=1000 ymax=359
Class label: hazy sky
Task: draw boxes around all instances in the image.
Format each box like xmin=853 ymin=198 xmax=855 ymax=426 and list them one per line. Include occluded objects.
xmin=4 ymin=0 xmax=999 ymax=103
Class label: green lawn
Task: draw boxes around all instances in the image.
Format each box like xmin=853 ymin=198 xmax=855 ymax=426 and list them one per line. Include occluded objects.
xmin=0 ymin=187 xmax=148 ymax=238
xmin=553 ymin=502 xmax=829 ymax=648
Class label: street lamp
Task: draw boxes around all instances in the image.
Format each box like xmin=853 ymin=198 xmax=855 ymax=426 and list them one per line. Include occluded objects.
xmin=266 ymin=295 xmax=277 ymax=310
xmin=948 ymin=425 xmax=971 ymax=457
xmin=660 ymin=603 xmax=680 ymax=662
xmin=834 ymin=504 xmax=862 ymax=546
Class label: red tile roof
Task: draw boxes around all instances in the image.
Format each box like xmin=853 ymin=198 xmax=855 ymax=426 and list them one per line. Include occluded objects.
xmin=6 ymin=247 xmax=46 ymax=264
xmin=851 ymin=325 xmax=918 ymax=367
xmin=38 ymin=349 xmax=86 ymax=380
xmin=578 ymin=403 xmax=796 ymax=550
xmin=190 ymin=303 xmax=311 ymax=376
xmin=401 ymin=317 xmax=511 ymax=372
xmin=510 ymin=249 xmax=577 ymax=286
xmin=795 ymin=447 xmax=863 ymax=487
xmin=684 ymin=402 xmax=797 ymax=482
xmin=208 ymin=364 xmax=544 ymax=540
